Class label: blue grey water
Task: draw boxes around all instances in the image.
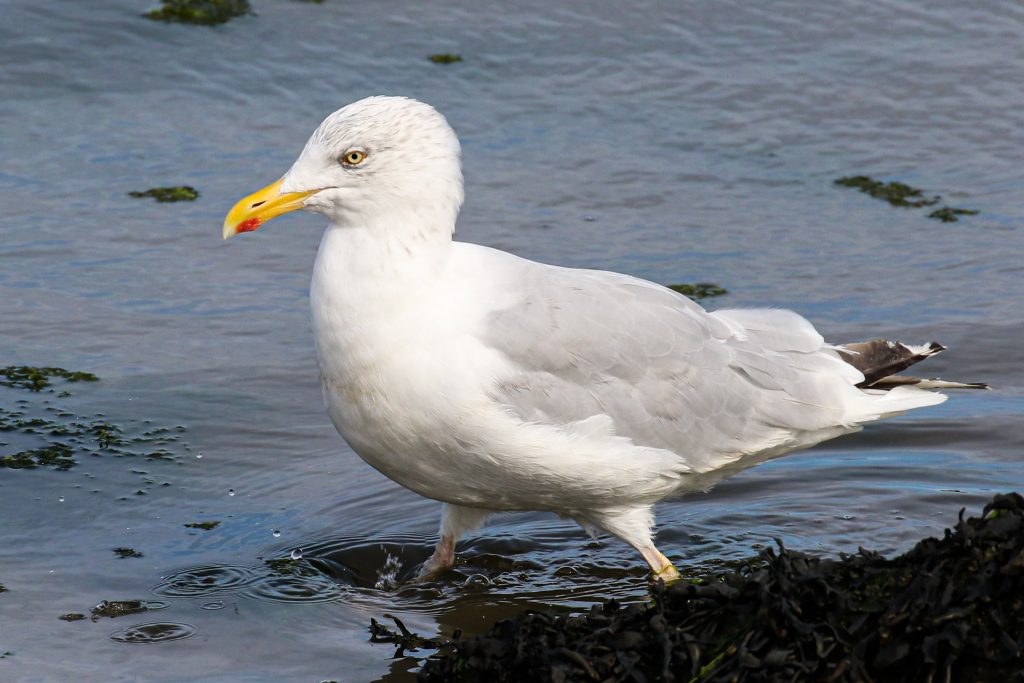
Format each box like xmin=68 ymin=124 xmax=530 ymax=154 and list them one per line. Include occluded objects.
xmin=1 ymin=0 xmax=1022 ymax=680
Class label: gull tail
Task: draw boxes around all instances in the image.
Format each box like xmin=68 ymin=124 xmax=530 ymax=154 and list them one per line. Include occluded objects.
xmin=839 ymin=339 xmax=988 ymax=390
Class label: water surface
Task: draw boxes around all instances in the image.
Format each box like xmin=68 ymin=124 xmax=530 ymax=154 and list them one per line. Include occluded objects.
xmin=1 ymin=1 xmax=1022 ymax=681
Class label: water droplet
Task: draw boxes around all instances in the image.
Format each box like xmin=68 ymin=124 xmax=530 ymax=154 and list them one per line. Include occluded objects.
xmin=227 ymin=489 xmax=235 ymax=497
xmin=272 ymin=529 xmax=281 ymax=538
xmin=289 ymin=548 xmax=303 ymax=560
xmin=374 ymin=554 xmax=403 ymax=591
xmin=463 ymin=573 xmax=492 ymax=588
xmin=583 ymin=215 xmax=596 ymax=222
xmin=195 ymin=453 xmax=203 ymax=459
xmin=58 ymin=496 xmax=65 ymax=503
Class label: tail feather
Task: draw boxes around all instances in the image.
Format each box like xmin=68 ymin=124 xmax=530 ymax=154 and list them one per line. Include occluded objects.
xmin=839 ymin=339 xmax=988 ymax=390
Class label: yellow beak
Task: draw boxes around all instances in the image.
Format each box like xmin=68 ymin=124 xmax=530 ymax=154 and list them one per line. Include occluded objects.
xmin=222 ymin=178 xmax=317 ymax=239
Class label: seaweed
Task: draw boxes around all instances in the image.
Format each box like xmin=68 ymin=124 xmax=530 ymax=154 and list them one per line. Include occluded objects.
xmin=417 ymin=493 xmax=1024 ymax=682
xmin=834 ymin=176 xmax=939 ymax=208
xmin=184 ymin=520 xmax=220 ymax=530
xmin=1 ymin=443 xmax=74 ymax=470
xmin=834 ymin=176 xmax=978 ymax=222
xmin=128 ymin=186 xmax=199 ymax=202
xmin=0 ymin=366 xmax=97 ymax=392
xmin=928 ymin=207 xmax=979 ymax=223
xmin=113 ymin=547 xmax=144 ymax=559
xmin=428 ymin=54 xmax=463 ymax=64
xmin=58 ymin=613 xmax=87 ymax=622
xmin=666 ymin=283 xmax=728 ymax=301
xmin=91 ymin=600 xmax=152 ymax=619
xmin=144 ymin=0 xmax=250 ymax=25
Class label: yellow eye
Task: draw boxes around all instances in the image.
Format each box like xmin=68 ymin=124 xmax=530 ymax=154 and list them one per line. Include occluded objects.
xmin=343 ymin=150 xmax=367 ymax=165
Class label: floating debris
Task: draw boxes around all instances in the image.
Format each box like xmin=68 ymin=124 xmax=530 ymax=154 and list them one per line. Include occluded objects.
xmin=371 ymin=615 xmax=446 ymax=658
xmin=113 ymin=547 xmax=144 ymax=559
xmin=0 ymin=366 xmax=97 ymax=392
xmin=834 ymin=176 xmax=978 ymax=222
xmin=144 ymin=0 xmax=250 ymax=25
xmin=128 ymin=186 xmax=199 ymax=202
xmin=666 ymin=283 xmax=728 ymax=301
xmin=929 ymin=207 xmax=980 ymax=223
xmin=184 ymin=520 xmax=221 ymax=530
xmin=428 ymin=54 xmax=463 ymax=64
xmin=417 ymin=493 xmax=1024 ymax=682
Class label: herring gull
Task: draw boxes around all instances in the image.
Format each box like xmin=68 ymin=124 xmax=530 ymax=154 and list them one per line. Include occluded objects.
xmin=223 ymin=96 xmax=983 ymax=581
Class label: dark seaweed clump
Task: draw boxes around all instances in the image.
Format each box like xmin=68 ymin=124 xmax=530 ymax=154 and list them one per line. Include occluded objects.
xmin=113 ymin=547 xmax=144 ymax=559
xmin=666 ymin=283 xmax=728 ymax=301
xmin=144 ymin=0 xmax=250 ymax=25
xmin=184 ymin=520 xmax=220 ymax=530
xmin=429 ymin=54 xmax=463 ymax=64
xmin=418 ymin=493 xmax=1024 ymax=682
xmin=834 ymin=176 xmax=978 ymax=222
xmin=1 ymin=366 xmax=97 ymax=392
xmin=128 ymin=186 xmax=199 ymax=202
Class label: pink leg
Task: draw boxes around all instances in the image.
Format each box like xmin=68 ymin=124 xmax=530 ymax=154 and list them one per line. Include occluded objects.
xmin=416 ymin=504 xmax=492 ymax=579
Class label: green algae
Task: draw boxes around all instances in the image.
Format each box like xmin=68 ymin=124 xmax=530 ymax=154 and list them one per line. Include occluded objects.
xmin=58 ymin=613 xmax=87 ymax=622
xmin=428 ymin=53 xmax=463 ymax=64
xmin=667 ymin=283 xmax=728 ymax=300
xmin=1 ymin=443 xmax=75 ymax=471
xmin=144 ymin=0 xmax=250 ymax=25
xmin=0 ymin=366 xmax=97 ymax=392
xmin=128 ymin=186 xmax=199 ymax=202
xmin=113 ymin=547 xmax=144 ymax=559
xmin=929 ymin=206 xmax=979 ymax=223
xmin=184 ymin=520 xmax=220 ymax=530
xmin=1 ymin=369 xmax=190 ymax=473
xmin=834 ymin=175 xmax=979 ymax=222
xmin=91 ymin=600 xmax=153 ymax=619
xmin=834 ymin=176 xmax=940 ymax=208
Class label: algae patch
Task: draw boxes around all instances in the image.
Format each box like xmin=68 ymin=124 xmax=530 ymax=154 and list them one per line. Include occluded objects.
xmin=1 ymin=366 xmax=190 ymax=473
xmin=128 ymin=186 xmax=199 ymax=202
xmin=59 ymin=613 xmax=87 ymax=622
xmin=91 ymin=600 xmax=155 ymax=619
xmin=666 ymin=283 xmax=728 ymax=300
xmin=144 ymin=0 xmax=250 ymax=25
xmin=1 ymin=366 xmax=97 ymax=392
xmin=184 ymin=520 xmax=220 ymax=530
xmin=113 ymin=547 xmax=144 ymax=559
xmin=834 ymin=175 xmax=978 ymax=222
xmin=929 ymin=206 xmax=979 ymax=223
xmin=428 ymin=54 xmax=463 ymax=64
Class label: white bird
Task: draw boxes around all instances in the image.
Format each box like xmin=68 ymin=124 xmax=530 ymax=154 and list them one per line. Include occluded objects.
xmin=223 ymin=96 xmax=983 ymax=581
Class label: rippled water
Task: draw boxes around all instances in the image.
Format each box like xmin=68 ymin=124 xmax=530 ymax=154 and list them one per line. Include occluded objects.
xmin=1 ymin=1 xmax=1022 ymax=681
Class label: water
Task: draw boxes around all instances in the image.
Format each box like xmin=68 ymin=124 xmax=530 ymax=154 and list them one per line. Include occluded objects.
xmin=1 ymin=1 xmax=1022 ymax=681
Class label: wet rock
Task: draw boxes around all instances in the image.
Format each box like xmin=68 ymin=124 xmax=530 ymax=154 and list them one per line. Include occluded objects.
xmin=417 ymin=493 xmax=1024 ymax=682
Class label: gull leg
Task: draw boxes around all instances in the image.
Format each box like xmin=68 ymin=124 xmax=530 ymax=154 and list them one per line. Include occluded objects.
xmin=578 ymin=504 xmax=681 ymax=583
xmin=417 ymin=503 xmax=492 ymax=579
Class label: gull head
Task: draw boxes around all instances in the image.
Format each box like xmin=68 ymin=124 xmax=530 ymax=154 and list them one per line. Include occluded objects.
xmin=223 ymin=96 xmax=464 ymax=239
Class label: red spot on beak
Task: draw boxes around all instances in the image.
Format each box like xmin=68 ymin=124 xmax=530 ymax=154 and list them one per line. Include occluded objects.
xmin=237 ymin=217 xmax=262 ymax=233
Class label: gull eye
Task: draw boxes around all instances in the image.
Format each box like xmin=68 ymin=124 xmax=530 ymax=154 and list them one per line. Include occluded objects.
xmin=342 ymin=150 xmax=367 ymax=166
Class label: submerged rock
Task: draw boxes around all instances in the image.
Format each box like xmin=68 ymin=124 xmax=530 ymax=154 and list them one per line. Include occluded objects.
xmin=144 ymin=0 xmax=250 ymax=25
xmin=416 ymin=493 xmax=1024 ymax=682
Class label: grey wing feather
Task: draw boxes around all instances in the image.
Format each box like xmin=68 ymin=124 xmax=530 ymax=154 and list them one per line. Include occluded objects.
xmin=483 ymin=263 xmax=862 ymax=473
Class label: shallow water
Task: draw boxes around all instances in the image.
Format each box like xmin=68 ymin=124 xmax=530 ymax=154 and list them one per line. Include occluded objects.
xmin=1 ymin=1 xmax=1022 ymax=681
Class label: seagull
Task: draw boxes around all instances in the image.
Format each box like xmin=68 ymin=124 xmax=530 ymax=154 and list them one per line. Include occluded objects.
xmin=223 ymin=96 xmax=984 ymax=581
